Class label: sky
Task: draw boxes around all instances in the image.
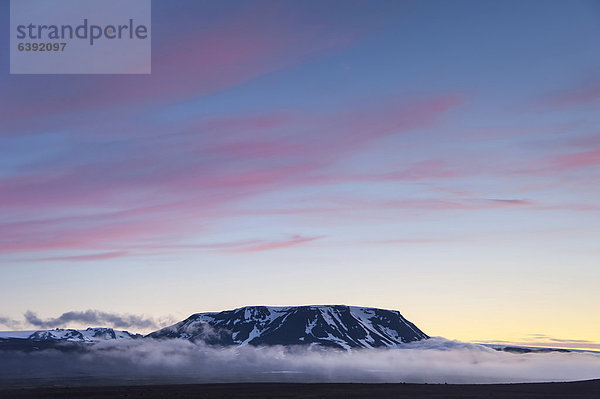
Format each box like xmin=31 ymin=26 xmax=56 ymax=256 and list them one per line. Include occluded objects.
xmin=0 ymin=0 xmax=599 ymax=350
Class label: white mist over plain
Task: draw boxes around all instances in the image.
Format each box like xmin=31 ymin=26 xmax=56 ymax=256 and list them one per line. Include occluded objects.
xmin=1 ymin=338 xmax=599 ymax=385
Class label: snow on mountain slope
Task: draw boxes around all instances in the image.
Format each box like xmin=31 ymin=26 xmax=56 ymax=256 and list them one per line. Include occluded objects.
xmin=148 ymin=305 xmax=428 ymax=349
xmin=0 ymin=328 xmax=141 ymax=342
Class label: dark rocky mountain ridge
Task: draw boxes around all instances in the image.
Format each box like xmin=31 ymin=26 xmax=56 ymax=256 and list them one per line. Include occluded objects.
xmin=148 ymin=305 xmax=428 ymax=349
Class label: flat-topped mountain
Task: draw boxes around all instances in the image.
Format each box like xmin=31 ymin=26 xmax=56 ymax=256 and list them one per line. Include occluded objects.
xmin=148 ymin=305 xmax=428 ymax=349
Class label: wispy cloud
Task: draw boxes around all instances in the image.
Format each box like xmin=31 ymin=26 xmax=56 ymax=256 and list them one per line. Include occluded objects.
xmin=481 ymin=334 xmax=600 ymax=351
xmin=23 ymin=310 xmax=163 ymax=331
xmin=331 ymin=197 xmax=535 ymax=212
xmin=541 ymin=82 xmax=600 ymax=108
xmin=0 ymin=95 xmax=461 ymax=258
xmin=34 ymin=251 xmax=131 ymax=262
xmin=0 ymin=316 xmax=21 ymax=330
xmin=0 ymin=2 xmax=376 ymax=133
xmin=550 ymin=149 xmax=600 ymax=170
xmin=512 ymin=149 xmax=600 ymax=177
xmin=486 ymin=199 xmax=533 ymax=206
xmin=234 ymin=235 xmax=324 ymax=253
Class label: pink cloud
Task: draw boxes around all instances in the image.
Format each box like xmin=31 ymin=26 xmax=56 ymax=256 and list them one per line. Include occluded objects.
xmin=535 ymin=203 xmax=600 ymax=212
xmin=214 ymin=196 xmax=552 ymax=222
xmin=552 ymin=149 xmax=600 ymax=170
xmin=1 ymin=95 xmax=462 ymax=208
xmin=115 ymin=236 xmax=323 ymax=254
xmin=542 ymin=82 xmax=600 ymax=108
xmin=381 ymin=198 xmax=534 ymax=211
xmin=33 ymin=251 xmax=131 ymax=262
xmin=481 ymin=335 xmax=600 ymax=351
xmin=485 ymin=199 xmax=533 ymax=206
xmin=0 ymin=94 xmax=462 ymax=257
xmin=376 ymin=161 xmax=461 ymax=181
xmin=564 ymin=133 xmax=600 ymax=148
xmin=234 ymin=235 xmax=324 ymax=253
xmin=515 ymin=149 xmax=600 ymax=177
xmin=210 ymin=140 xmax=303 ymax=159
xmin=236 ymin=197 xmax=533 ymax=224
xmin=19 ymin=236 xmax=324 ymax=260
xmin=368 ymin=238 xmax=448 ymax=244
xmin=0 ymin=3 xmax=364 ymax=134
xmin=1 ymin=217 xmax=183 ymax=254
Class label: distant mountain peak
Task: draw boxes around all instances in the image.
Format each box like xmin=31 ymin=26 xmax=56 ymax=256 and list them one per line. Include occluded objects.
xmin=1 ymin=327 xmax=142 ymax=342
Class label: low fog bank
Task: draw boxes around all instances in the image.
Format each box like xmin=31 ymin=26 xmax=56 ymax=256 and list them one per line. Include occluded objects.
xmin=1 ymin=338 xmax=599 ymax=387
